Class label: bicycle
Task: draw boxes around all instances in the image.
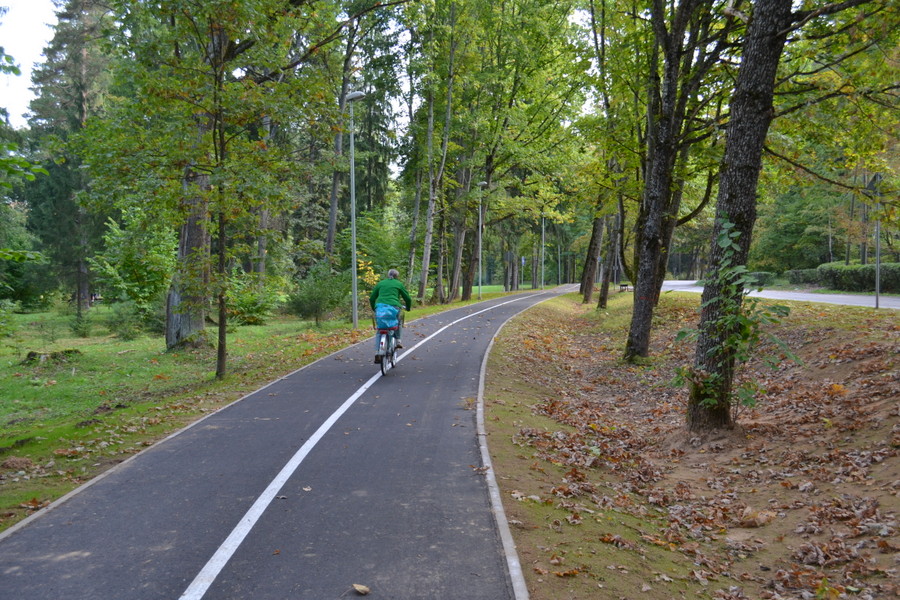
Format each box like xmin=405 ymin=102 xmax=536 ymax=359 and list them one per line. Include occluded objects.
xmin=373 ymin=310 xmax=404 ymax=375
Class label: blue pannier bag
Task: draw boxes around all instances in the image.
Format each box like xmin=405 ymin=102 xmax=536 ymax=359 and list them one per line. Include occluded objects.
xmin=375 ymin=304 xmax=400 ymax=329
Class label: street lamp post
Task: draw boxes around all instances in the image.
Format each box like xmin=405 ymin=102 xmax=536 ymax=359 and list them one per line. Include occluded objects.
xmin=347 ymin=90 xmax=365 ymax=328
xmin=477 ymin=181 xmax=487 ymax=300
xmin=540 ymin=213 xmax=545 ymax=290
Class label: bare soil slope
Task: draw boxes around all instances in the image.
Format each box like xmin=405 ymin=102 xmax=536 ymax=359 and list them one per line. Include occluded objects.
xmin=485 ymin=293 xmax=898 ymax=600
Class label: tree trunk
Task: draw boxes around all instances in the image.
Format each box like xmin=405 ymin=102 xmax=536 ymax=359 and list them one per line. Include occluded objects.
xmin=598 ymin=214 xmax=617 ymax=309
xmin=325 ymin=22 xmax=358 ymax=255
xmin=435 ymin=200 xmax=447 ymax=303
xmin=418 ymin=6 xmax=457 ymax=302
xmin=625 ymin=34 xmax=683 ymax=359
xmin=688 ymin=0 xmax=792 ymax=433
xmin=580 ymin=211 xmax=605 ymax=302
xmin=215 ymin=211 xmax=227 ymax=379
xmin=406 ymin=168 xmax=423 ymax=286
xmin=461 ymin=231 xmax=475 ymax=301
xmin=418 ymin=83 xmax=437 ymax=301
xmin=252 ymin=208 xmax=269 ymax=276
xmin=448 ymin=220 xmax=466 ymax=302
xmin=166 ymin=170 xmax=210 ymax=350
xmin=625 ymin=0 xmax=736 ymax=360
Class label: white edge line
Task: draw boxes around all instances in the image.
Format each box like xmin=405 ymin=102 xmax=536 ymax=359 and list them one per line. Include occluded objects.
xmin=475 ymin=291 xmax=574 ymax=600
xmin=478 ymin=330 xmax=529 ymax=600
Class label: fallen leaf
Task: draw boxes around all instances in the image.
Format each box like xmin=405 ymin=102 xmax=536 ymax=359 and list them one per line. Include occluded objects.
xmin=738 ymin=507 xmax=776 ymax=528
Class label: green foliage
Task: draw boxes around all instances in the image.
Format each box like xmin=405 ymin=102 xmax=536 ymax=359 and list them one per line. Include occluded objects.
xmin=69 ymin=313 xmax=92 ymax=338
xmin=0 ymin=299 xmax=18 ymax=339
xmin=226 ymin=272 xmax=285 ymax=326
xmin=0 ymin=143 xmax=48 ymax=190
xmin=747 ymin=271 xmax=776 ymax=287
xmin=0 ymin=201 xmax=46 ymax=304
xmin=107 ymin=301 xmax=143 ymax=341
xmin=817 ymin=261 xmax=900 ymax=293
xmin=352 ymin=206 xmax=411 ymax=286
xmin=287 ymin=262 xmax=348 ymax=326
xmin=677 ymin=221 xmax=796 ymax=412
xmin=749 ymin=188 xmax=844 ymax=273
xmin=785 ymin=268 xmax=820 ymax=285
xmin=88 ymin=215 xmax=176 ymax=324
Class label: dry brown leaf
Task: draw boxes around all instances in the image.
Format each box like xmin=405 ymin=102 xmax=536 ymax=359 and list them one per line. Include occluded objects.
xmin=738 ymin=507 xmax=776 ymax=528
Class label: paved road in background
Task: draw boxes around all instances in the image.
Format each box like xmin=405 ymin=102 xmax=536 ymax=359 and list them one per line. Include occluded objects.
xmin=661 ymin=280 xmax=900 ymax=310
xmin=0 ymin=287 xmax=576 ymax=600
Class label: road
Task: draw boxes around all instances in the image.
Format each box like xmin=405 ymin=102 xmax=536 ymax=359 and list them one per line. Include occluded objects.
xmin=661 ymin=280 xmax=900 ymax=310
xmin=0 ymin=287 xmax=577 ymax=600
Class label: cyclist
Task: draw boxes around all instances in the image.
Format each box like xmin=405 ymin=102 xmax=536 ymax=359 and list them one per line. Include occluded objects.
xmin=369 ymin=269 xmax=412 ymax=363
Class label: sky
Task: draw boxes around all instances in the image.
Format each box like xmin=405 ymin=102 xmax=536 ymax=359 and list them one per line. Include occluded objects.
xmin=1 ymin=0 xmax=57 ymax=129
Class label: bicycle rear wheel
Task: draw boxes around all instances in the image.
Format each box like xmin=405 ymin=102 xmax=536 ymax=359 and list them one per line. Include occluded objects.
xmin=379 ymin=333 xmax=390 ymax=375
xmin=389 ymin=337 xmax=398 ymax=368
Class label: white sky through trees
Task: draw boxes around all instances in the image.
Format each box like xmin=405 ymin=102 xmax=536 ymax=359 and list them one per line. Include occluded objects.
xmin=0 ymin=0 xmax=57 ymax=129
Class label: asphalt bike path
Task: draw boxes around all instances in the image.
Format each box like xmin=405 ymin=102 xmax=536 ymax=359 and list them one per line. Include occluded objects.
xmin=0 ymin=286 xmax=576 ymax=599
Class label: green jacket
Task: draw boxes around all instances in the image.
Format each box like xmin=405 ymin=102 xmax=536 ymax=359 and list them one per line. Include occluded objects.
xmin=369 ymin=278 xmax=412 ymax=311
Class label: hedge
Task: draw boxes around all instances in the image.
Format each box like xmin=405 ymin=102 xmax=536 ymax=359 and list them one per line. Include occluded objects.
xmin=785 ymin=269 xmax=819 ymax=285
xmin=816 ymin=262 xmax=900 ymax=293
xmin=746 ymin=271 xmax=776 ymax=287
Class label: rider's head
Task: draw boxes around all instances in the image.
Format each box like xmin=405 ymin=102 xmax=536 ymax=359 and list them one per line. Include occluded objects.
xmin=387 ymin=268 xmax=400 ymax=280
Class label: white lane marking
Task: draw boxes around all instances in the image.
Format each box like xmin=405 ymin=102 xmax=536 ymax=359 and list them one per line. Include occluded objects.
xmin=180 ymin=291 xmax=551 ymax=599
xmin=179 ymin=369 xmax=382 ymax=599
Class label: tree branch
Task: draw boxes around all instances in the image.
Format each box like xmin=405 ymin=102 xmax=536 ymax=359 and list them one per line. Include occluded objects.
xmin=763 ymin=145 xmax=859 ymax=191
xmin=788 ymin=0 xmax=874 ymax=33
xmin=257 ymin=0 xmax=409 ymax=84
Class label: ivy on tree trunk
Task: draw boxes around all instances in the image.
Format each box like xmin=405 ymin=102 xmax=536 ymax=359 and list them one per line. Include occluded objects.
xmin=688 ymin=0 xmax=793 ymax=432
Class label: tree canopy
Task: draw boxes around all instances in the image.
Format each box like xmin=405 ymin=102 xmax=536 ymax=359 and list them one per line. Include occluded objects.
xmin=2 ymin=0 xmax=897 ymax=425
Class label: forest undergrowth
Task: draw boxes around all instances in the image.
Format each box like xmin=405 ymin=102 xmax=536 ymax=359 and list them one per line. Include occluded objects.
xmin=485 ymin=292 xmax=898 ymax=600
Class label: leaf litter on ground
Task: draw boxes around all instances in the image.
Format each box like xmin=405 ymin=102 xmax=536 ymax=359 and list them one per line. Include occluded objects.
xmin=485 ymin=292 xmax=897 ymax=600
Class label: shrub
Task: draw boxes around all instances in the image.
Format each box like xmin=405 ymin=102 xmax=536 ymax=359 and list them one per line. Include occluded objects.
xmin=69 ymin=313 xmax=92 ymax=338
xmin=746 ymin=272 xmax=775 ymax=287
xmin=0 ymin=299 xmax=18 ymax=338
xmin=287 ymin=262 xmax=348 ymax=326
xmin=227 ymin=272 xmax=284 ymax=326
xmin=89 ymin=215 xmax=177 ymax=324
xmin=107 ymin=301 xmax=143 ymax=340
xmin=817 ymin=262 xmax=900 ymax=293
xmin=785 ymin=269 xmax=819 ymax=285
